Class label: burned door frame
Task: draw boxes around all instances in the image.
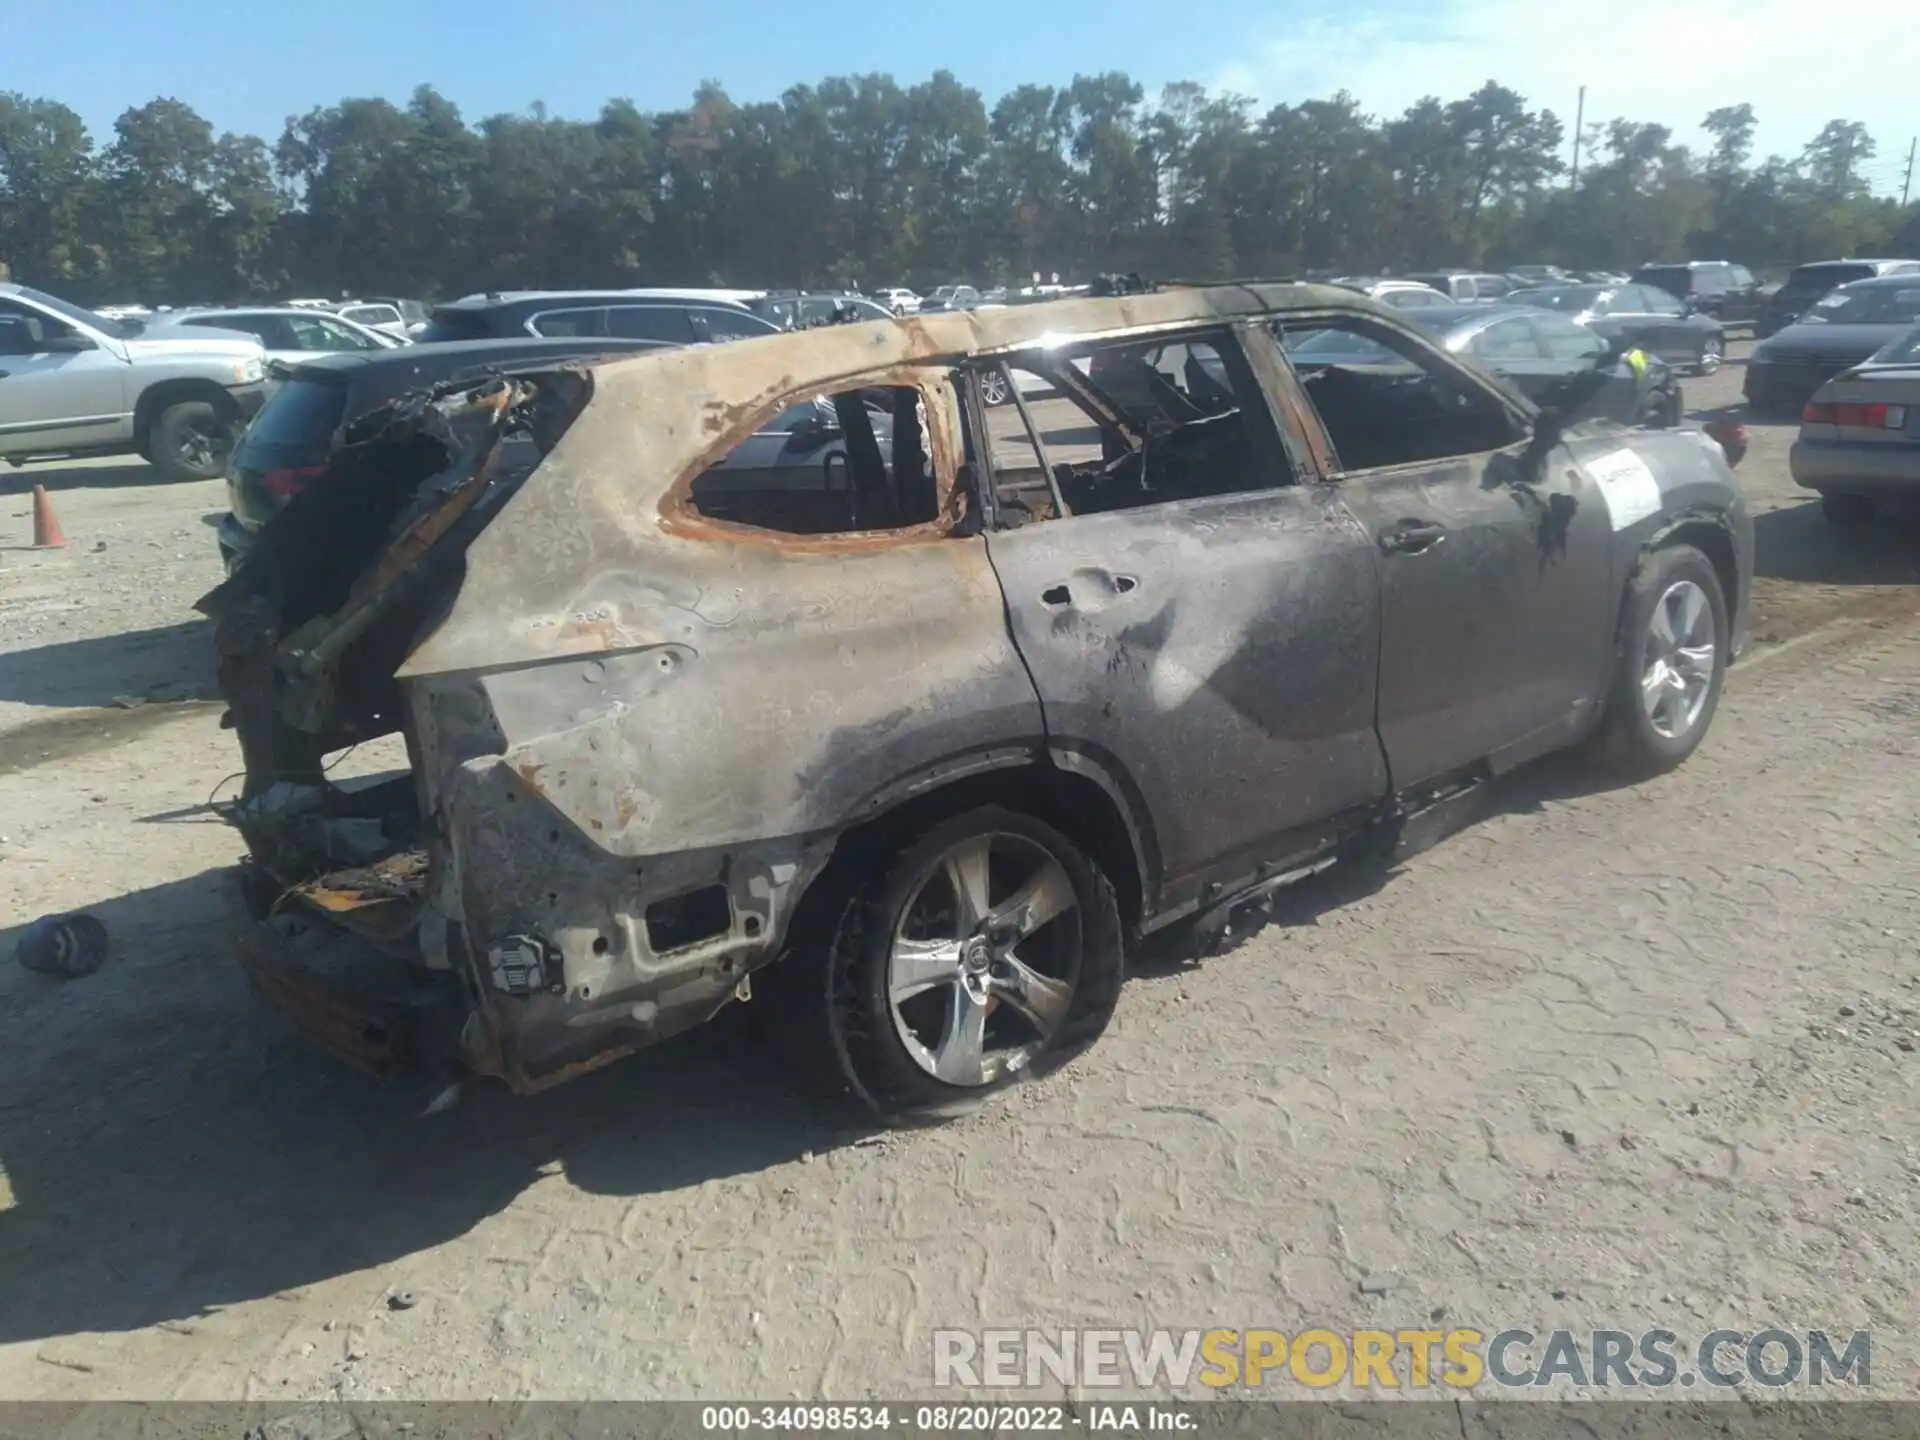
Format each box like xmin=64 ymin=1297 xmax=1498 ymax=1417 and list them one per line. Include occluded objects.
xmin=966 ymin=320 xmax=1390 ymax=926
xmin=1259 ymin=310 xmax=1618 ymax=790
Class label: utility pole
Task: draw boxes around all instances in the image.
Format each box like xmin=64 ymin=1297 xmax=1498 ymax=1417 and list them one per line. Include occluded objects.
xmin=1570 ymin=86 xmax=1586 ymax=188
xmin=1903 ymin=136 xmax=1917 ymax=207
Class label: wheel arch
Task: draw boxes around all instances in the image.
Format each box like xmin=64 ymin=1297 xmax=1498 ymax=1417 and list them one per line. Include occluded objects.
xmin=792 ymin=755 xmax=1156 ymax=948
xmin=133 ymin=379 xmax=240 ymax=447
xmin=1645 ymin=511 xmax=1740 ymax=623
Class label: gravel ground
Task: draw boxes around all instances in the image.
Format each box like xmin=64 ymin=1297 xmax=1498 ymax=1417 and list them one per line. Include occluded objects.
xmin=0 ymin=345 xmax=1917 ymax=1402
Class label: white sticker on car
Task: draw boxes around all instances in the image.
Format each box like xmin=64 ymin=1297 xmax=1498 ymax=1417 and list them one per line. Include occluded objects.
xmin=1584 ymin=448 xmax=1662 ymax=531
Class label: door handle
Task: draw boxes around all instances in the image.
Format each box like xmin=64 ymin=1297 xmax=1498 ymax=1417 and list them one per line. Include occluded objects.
xmin=1378 ymin=519 xmax=1447 ymax=555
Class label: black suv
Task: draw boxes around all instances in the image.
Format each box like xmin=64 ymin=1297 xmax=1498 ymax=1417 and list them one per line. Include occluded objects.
xmin=1758 ymin=258 xmax=1920 ymax=337
xmin=1631 ymin=261 xmax=1763 ymax=330
xmin=417 ymin=291 xmax=781 ymax=345
xmin=217 ymin=336 xmax=671 ymax=569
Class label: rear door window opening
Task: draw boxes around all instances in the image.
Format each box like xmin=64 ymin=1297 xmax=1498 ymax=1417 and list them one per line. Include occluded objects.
xmin=684 ymin=381 xmax=947 ymax=537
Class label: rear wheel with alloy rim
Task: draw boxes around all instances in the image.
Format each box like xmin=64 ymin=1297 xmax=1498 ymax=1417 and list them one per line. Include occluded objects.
xmin=978 ymin=369 xmax=1012 ymax=407
xmin=826 ymin=806 xmax=1123 ymax=1121
xmin=1695 ymin=336 xmax=1723 ymax=376
xmin=1597 ymin=544 xmax=1728 ymax=777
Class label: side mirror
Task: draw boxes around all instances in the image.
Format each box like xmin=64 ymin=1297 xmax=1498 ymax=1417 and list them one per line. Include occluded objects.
xmin=1526 ymin=407 xmax=1565 ymax=468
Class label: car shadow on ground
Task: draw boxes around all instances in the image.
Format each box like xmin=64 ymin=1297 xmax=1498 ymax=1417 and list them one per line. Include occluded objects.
xmin=0 ymin=619 xmax=217 ymax=711
xmin=1754 ymin=499 xmax=1920 ymax=585
xmin=1 ymin=461 xmax=159 ymax=494
xmin=0 ymin=867 xmax=872 ymax=1347
xmin=1136 ymin=746 xmax=1634 ymax=974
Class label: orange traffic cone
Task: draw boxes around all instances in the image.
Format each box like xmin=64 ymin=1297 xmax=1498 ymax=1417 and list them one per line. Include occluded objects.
xmin=31 ymin=484 xmax=67 ymax=549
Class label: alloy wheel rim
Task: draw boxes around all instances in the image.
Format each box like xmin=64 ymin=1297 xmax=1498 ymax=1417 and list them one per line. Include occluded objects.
xmin=179 ymin=421 xmax=226 ymax=472
xmin=886 ymin=832 xmax=1081 ymax=1087
xmin=1700 ymin=340 xmax=1722 ymax=374
xmin=979 ymin=371 xmax=1010 ymax=405
xmin=1640 ymin=579 xmax=1716 ymax=739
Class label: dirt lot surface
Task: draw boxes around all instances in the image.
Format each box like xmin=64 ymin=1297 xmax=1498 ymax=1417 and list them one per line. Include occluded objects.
xmin=1 ymin=344 xmax=1917 ymax=1401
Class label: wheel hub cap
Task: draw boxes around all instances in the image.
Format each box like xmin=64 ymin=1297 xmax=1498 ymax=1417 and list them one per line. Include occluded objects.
xmin=1640 ymin=578 xmax=1716 ymax=739
xmin=885 ymin=832 xmax=1082 ymax=1087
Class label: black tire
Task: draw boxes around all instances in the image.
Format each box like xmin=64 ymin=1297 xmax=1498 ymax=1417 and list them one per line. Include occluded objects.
xmin=1820 ymin=492 xmax=1877 ymax=526
xmin=821 ymin=804 xmax=1124 ymax=1123
xmin=1596 ymin=544 xmax=1729 ymax=779
xmin=1694 ymin=336 xmax=1723 ymax=377
xmin=148 ymin=399 xmax=236 ymax=483
xmin=978 ymin=369 xmax=1012 ymax=407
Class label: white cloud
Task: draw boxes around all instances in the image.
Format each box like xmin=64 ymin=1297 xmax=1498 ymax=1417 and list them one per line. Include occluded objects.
xmin=1216 ymin=0 xmax=1917 ymax=193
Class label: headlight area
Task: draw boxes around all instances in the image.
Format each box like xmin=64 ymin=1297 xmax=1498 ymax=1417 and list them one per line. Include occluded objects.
xmin=233 ymin=356 xmax=265 ymax=385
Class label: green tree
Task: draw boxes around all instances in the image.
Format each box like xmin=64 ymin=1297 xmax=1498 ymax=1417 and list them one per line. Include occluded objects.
xmin=0 ymin=93 xmax=96 ymax=287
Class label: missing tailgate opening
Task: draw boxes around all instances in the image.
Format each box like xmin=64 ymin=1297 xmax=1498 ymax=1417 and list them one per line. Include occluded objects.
xmin=645 ymin=885 xmax=732 ymax=954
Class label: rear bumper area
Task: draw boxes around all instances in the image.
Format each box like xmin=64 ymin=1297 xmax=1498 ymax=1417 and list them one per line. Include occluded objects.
xmin=234 ymin=887 xmax=465 ymax=1081
xmin=1790 ymin=438 xmax=1920 ymax=494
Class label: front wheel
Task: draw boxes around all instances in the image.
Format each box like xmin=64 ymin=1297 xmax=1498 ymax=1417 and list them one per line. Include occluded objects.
xmin=978 ymin=369 xmax=1012 ymax=407
xmin=825 ymin=806 xmax=1123 ymax=1122
xmin=1694 ymin=336 xmax=1723 ymax=376
xmin=1596 ymin=544 xmax=1729 ymax=779
xmin=149 ymin=400 xmax=236 ymax=483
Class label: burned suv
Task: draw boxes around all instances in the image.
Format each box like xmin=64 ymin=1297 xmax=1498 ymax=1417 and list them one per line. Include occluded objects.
xmin=203 ymin=285 xmax=1751 ymax=1121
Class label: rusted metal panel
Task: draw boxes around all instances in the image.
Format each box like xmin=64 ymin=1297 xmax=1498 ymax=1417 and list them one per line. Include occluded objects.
xmin=236 ymin=922 xmax=415 ymax=1080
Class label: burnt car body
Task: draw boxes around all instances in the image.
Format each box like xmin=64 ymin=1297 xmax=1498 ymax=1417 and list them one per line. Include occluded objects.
xmin=200 ymin=284 xmax=1751 ymax=1120
xmin=218 ymin=338 xmax=673 ymax=570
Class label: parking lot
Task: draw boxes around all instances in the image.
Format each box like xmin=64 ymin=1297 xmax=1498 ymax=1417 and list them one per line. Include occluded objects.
xmin=1 ymin=341 xmax=1917 ymax=1401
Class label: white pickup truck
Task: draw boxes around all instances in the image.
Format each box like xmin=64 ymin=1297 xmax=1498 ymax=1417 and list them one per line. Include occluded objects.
xmin=0 ymin=282 xmax=270 ymax=482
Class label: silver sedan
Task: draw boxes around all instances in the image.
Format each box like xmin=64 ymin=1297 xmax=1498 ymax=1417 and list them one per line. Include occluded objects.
xmin=1791 ymin=320 xmax=1920 ymax=524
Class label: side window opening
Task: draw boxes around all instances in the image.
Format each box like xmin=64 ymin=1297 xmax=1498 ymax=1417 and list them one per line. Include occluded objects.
xmin=530 ymin=307 xmax=610 ymax=338
xmin=0 ymin=300 xmax=74 ymax=340
xmin=1278 ymin=316 xmax=1523 ymax=472
xmin=971 ymin=328 xmax=1294 ymax=524
xmin=1470 ymin=317 xmax=1544 ymax=362
xmin=687 ymin=383 xmax=941 ymax=537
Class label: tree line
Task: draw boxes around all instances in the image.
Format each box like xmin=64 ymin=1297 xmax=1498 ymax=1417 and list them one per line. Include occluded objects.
xmin=2 ymin=74 xmax=1915 ymax=306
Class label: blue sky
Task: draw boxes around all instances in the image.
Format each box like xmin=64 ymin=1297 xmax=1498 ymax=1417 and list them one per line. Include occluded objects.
xmin=7 ymin=0 xmax=1913 ymax=193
